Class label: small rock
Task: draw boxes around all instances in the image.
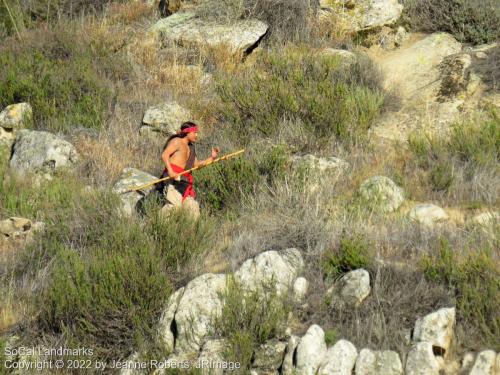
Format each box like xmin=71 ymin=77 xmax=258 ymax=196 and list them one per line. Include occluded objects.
xmin=408 ymin=204 xmax=449 ymax=227
xmin=358 ymin=176 xmax=404 ymax=213
xmin=394 ymin=26 xmax=409 ymax=47
xmin=318 ymin=339 xmax=358 ymax=375
xmin=282 ymin=335 xmax=299 ymax=375
xmin=469 ymin=350 xmax=496 ymax=375
xmin=338 ymin=269 xmax=371 ymax=306
xmin=321 ymin=49 xmax=357 ymax=65
xmin=475 ymin=51 xmax=488 ymax=59
xmin=470 ymin=211 xmax=499 ymax=226
xmin=355 ymin=349 xmax=403 ymax=375
xmin=253 ymin=339 xmax=287 ymax=371
xmin=10 ymin=130 xmax=79 ymax=177
xmin=413 ymin=307 xmax=455 ymax=356
xmin=0 ymin=103 xmax=33 ymax=129
xmin=359 ymin=0 xmax=403 ymax=30
xmin=295 ymin=325 xmax=327 ymax=375
xmin=293 ymin=277 xmax=309 ymax=302
xmin=112 ymin=168 xmax=158 ymax=216
xmin=141 ymin=102 xmax=192 ymax=135
xmin=405 ymin=342 xmax=440 ymax=375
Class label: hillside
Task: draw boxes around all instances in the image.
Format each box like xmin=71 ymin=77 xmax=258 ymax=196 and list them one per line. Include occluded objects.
xmin=0 ymin=0 xmax=499 ymax=374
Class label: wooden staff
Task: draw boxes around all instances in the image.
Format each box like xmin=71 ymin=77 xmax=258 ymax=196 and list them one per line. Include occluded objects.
xmin=125 ymin=149 xmax=246 ymax=193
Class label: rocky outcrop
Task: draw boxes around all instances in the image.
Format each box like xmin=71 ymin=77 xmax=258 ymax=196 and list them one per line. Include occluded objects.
xmin=0 ymin=103 xmax=32 ymax=130
xmin=405 ymin=342 xmax=440 ymax=375
xmin=9 ymin=130 xmax=79 ymax=178
xmin=358 ymin=176 xmax=404 ymax=213
xmin=112 ymin=168 xmax=158 ymax=216
xmin=0 ymin=217 xmax=44 ymax=244
xmin=150 ymin=12 xmax=268 ymax=55
xmin=234 ymin=248 xmax=304 ymax=295
xmin=355 ymin=349 xmax=403 ymax=375
xmin=413 ymin=307 xmax=455 ymax=356
xmin=140 ymin=102 xmax=191 ymax=136
xmin=295 ymin=325 xmax=327 ymax=375
xmin=336 ymin=269 xmax=371 ymax=306
xmin=318 ymin=339 xmax=358 ymax=375
xmin=408 ymin=204 xmax=449 ymax=227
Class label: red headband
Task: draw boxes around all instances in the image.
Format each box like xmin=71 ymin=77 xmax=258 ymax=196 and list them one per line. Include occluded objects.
xmin=182 ymin=126 xmax=198 ymax=133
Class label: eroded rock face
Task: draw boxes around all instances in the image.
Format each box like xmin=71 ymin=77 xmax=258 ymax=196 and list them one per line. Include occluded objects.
xmin=318 ymin=339 xmax=358 ymax=375
xmin=174 ymin=273 xmax=227 ymax=353
xmin=10 ymin=130 xmax=79 ymax=178
xmin=0 ymin=103 xmax=33 ymax=130
xmin=405 ymin=342 xmax=440 ymax=375
xmin=337 ymin=269 xmax=371 ymax=306
xmin=112 ymin=168 xmax=158 ymax=216
xmin=234 ymin=248 xmax=304 ymax=295
xmin=469 ymin=350 xmax=497 ymax=375
xmin=358 ymin=176 xmax=404 ymax=213
xmin=295 ymin=325 xmax=327 ymax=375
xmin=150 ymin=12 xmax=268 ymax=55
xmin=355 ymin=349 xmax=403 ymax=375
xmin=408 ymin=204 xmax=449 ymax=227
xmin=413 ymin=307 xmax=455 ymax=356
xmin=140 ymin=102 xmax=192 ymax=135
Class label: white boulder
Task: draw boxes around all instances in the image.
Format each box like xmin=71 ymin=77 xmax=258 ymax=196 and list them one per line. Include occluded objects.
xmin=405 ymin=342 xmax=440 ymax=375
xmin=408 ymin=204 xmax=449 ymax=227
xmin=112 ymin=168 xmax=158 ymax=216
xmin=157 ymin=287 xmax=185 ymax=354
xmin=141 ymin=102 xmax=192 ymax=135
xmin=469 ymin=350 xmax=497 ymax=375
xmin=0 ymin=103 xmax=32 ymax=129
xmin=358 ymin=176 xmax=404 ymax=213
xmin=295 ymin=325 xmax=327 ymax=375
xmin=355 ymin=349 xmax=403 ymax=375
xmin=318 ymin=339 xmax=358 ymax=375
xmin=413 ymin=307 xmax=455 ymax=355
xmin=338 ymin=269 xmax=371 ymax=306
xmin=293 ymin=277 xmax=309 ymax=303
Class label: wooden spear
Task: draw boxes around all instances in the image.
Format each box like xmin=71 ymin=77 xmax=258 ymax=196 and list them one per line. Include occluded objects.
xmin=124 ymin=149 xmax=246 ymax=193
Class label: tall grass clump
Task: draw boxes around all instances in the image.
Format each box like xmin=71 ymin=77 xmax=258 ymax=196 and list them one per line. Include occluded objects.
xmin=215 ymin=47 xmax=385 ymax=147
xmin=214 ymin=277 xmax=291 ymax=371
xmin=421 ymin=239 xmax=500 ymax=349
xmin=408 ymin=111 xmax=499 ymax=203
xmin=0 ymin=24 xmax=130 ymax=132
xmin=402 ymin=0 xmax=499 ymax=44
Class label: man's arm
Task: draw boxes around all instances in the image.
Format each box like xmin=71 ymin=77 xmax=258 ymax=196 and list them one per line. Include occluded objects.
xmin=194 ymin=147 xmax=220 ymax=168
xmin=162 ymin=139 xmax=180 ymax=178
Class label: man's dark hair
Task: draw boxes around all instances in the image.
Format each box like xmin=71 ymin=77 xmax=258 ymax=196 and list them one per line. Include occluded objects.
xmin=163 ymin=122 xmax=197 ymax=150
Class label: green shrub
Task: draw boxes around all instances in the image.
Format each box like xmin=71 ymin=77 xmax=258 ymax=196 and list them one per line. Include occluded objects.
xmin=0 ymin=25 xmax=129 ymax=132
xmin=402 ymin=0 xmax=499 ymax=44
xmin=214 ymin=47 xmax=385 ymax=146
xmin=408 ymin=112 xmax=499 ymax=195
xmin=324 ymin=329 xmax=338 ymax=346
xmin=322 ymin=235 xmax=373 ymax=280
xmin=421 ymin=239 xmax=500 ymax=348
xmin=214 ymin=277 xmax=291 ymax=371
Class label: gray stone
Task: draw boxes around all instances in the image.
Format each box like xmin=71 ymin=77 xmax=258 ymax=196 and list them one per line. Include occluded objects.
xmin=157 ymin=287 xmax=185 ymax=354
xmin=469 ymin=350 xmax=497 ymax=375
xmin=355 ymin=349 xmax=403 ymax=375
xmin=10 ymin=130 xmax=79 ymax=177
xmin=235 ymin=248 xmax=304 ymax=295
xmin=338 ymin=269 xmax=371 ymax=306
xmin=359 ymin=0 xmax=403 ymax=30
xmin=405 ymin=342 xmax=440 ymax=375
xmin=408 ymin=204 xmax=449 ymax=227
xmin=253 ymin=339 xmax=287 ymax=371
xmin=319 ymin=339 xmax=358 ymax=375
xmin=0 ymin=103 xmax=32 ymax=129
xmin=413 ymin=307 xmax=455 ymax=355
xmin=141 ymin=102 xmax=192 ymax=135
xmin=112 ymin=168 xmax=158 ymax=216
xmin=174 ymin=273 xmax=227 ymax=353
xmin=296 ymin=325 xmax=327 ymax=375
xmin=358 ymin=176 xmax=404 ymax=213
xmin=150 ymin=12 xmax=268 ymax=54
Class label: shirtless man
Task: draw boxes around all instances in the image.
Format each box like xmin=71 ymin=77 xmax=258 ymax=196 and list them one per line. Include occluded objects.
xmin=160 ymin=122 xmax=219 ymax=217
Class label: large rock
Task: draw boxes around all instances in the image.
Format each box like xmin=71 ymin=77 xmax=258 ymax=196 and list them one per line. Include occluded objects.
xmin=234 ymin=248 xmax=304 ymax=295
xmin=413 ymin=307 xmax=455 ymax=355
xmin=358 ymin=176 xmax=404 ymax=213
xmin=9 ymin=130 xmax=78 ymax=177
xmin=174 ymin=273 xmax=227 ymax=353
xmin=150 ymin=12 xmax=268 ymax=55
xmin=469 ymin=350 xmax=497 ymax=375
xmin=408 ymin=204 xmax=449 ymax=227
xmin=282 ymin=335 xmax=300 ymax=375
xmin=318 ymin=339 xmax=358 ymax=375
xmin=157 ymin=287 xmax=185 ymax=354
xmin=405 ymin=342 xmax=440 ymax=375
xmin=355 ymin=349 xmax=403 ymax=375
xmin=140 ymin=102 xmax=191 ymax=135
xmin=0 ymin=103 xmax=32 ymax=129
xmin=112 ymin=168 xmax=158 ymax=216
xmin=337 ymin=269 xmax=371 ymax=306
xmin=295 ymin=325 xmax=327 ymax=375
xmin=252 ymin=339 xmax=287 ymax=371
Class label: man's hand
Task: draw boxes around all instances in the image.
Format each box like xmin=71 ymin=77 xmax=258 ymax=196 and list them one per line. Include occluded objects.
xmin=211 ymin=147 xmax=220 ymax=160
